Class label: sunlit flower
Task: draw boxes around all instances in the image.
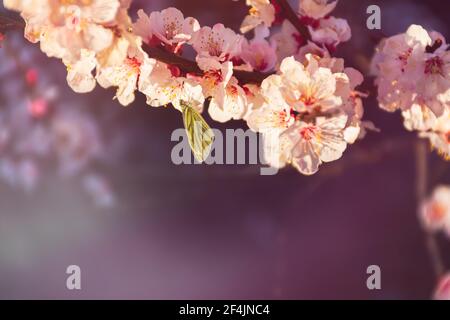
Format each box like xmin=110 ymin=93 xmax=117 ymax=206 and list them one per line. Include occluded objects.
xmin=133 ymin=8 xmax=200 ymax=53
xmin=97 ymin=40 xmax=156 ymax=106
xmin=15 ymin=0 xmax=120 ymax=59
xmin=240 ymin=0 xmax=275 ymax=33
xmin=402 ymin=104 xmax=438 ymax=132
xmin=261 ymin=114 xmax=348 ymax=175
xmin=192 ymin=23 xmax=243 ymax=71
xmin=419 ymin=111 xmax=450 ymax=160
xmin=139 ymin=62 xmax=204 ymax=113
xmin=373 ymin=25 xmax=450 ymax=117
xmin=64 ymin=49 xmax=97 ymax=93
xmin=299 ymin=0 xmax=338 ymax=20
xmin=246 ymin=55 xmax=360 ymax=174
xmin=274 ymin=55 xmax=344 ymax=113
xmin=308 ymin=17 xmax=351 ymax=48
xmin=208 ymin=76 xmax=248 ymax=122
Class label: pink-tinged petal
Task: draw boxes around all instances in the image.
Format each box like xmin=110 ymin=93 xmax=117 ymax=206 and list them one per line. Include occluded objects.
xmin=291 ymin=139 xmax=321 ymax=175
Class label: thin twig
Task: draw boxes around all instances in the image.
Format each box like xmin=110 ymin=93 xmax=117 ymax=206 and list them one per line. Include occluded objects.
xmin=275 ymin=0 xmax=311 ymax=41
xmin=0 ymin=13 xmax=25 ymax=32
xmin=0 ymin=12 xmax=273 ymax=85
xmin=143 ymin=45 xmax=272 ymax=85
xmin=415 ymin=139 xmax=445 ymax=279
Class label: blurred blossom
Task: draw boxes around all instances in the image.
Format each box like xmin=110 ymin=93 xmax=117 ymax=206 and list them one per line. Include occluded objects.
xmin=27 ymin=97 xmax=48 ymax=118
xmin=25 ymin=68 xmax=38 ymax=86
xmin=0 ymin=158 xmax=18 ymax=187
xmin=421 ymin=185 xmax=450 ymax=235
xmin=17 ymin=158 xmax=40 ymax=193
xmin=51 ymin=109 xmax=103 ymax=177
xmin=0 ymin=35 xmax=117 ymax=208
xmin=434 ymin=273 xmax=450 ymax=300
xmin=82 ymin=174 xmax=116 ymax=209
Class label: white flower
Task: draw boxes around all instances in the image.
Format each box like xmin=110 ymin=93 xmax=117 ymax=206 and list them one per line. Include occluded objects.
xmin=419 ymin=111 xmax=450 ymax=160
xmin=308 ymin=17 xmax=351 ymax=48
xmin=247 ymin=102 xmax=293 ymax=133
xmin=373 ymin=25 xmax=450 ymax=118
xmin=22 ymin=0 xmax=120 ymax=59
xmin=65 ymin=49 xmax=97 ymax=93
xmin=133 ymin=8 xmax=200 ymax=53
xmin=208 ymin=76 xmax=248 ymax=122
xmin=192 ymin=23 xmax=243 ymax=71
xmin=246 ymin=56 xmax=360 ymax=174
xmin=299 ymin=0 xmax=338 ymax=20
xmin=240 ymin=0 xmax=275 ymax=33
xmin=402 ymin=104 xmax=438 ymax=132
xmin=97 ymin=40 xmax=156 ymax=106
xmin=277 ymin=56 xmax=344 ymax=113
xmin=242 ymin=83 xmax=266 ymax=120
xmin=265 ymin=115 xmax=348 ymax=175
xmin=139 ymin=62 xmax=204 ymax=113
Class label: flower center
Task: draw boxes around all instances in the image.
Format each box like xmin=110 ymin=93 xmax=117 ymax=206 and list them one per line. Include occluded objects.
xmin=398 ymin=48 xmax=412 ymax=72
xmin=300 ymin=95 xmax=317 ymax=107
xmin=206 ymin=34 xmax=224 ymax=57
xmin=125 ymin=57 xmax=141 ymax=73
xmin=425 ymin=56 xmax=444 ymax=75
xmin=163 ymin=20 xmax=180 ymax=40
xmin=300 ymin=126 xmax=317 ymax=141
xmin=429 ymin=202 xmax=446 ymax=221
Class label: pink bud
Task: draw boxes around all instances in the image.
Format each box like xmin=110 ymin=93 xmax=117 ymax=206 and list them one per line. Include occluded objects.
xmin=28 ymin=98 xmax=48 ymax=118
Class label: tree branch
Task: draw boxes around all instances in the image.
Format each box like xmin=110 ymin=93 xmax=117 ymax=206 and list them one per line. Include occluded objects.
xmin=275 ymin=0 xmax=311 ymax=41
xmin=0 ymin=13 xmax=272 ymax=85
xmin=143 ymin=45 xmax=271 ymax=85
xmin=0 ymin=13 xmax=25 ymax=32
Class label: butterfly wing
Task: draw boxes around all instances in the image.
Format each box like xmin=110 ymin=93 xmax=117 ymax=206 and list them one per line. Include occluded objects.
xmin=181 ymin=102 xmax=215 ymax=163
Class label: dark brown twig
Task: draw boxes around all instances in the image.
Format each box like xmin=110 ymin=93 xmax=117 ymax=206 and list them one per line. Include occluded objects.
xmin=0 ymin=13 xmax=25 ymax=32
xmin=275 ymin=0 xmax=311 ymax=41
xmin=144 ymin=45 xmax=271 ymax=84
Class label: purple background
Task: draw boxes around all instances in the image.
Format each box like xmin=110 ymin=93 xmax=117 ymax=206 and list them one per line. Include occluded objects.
xmin=0 ymin=0 xmax=449 ymax=299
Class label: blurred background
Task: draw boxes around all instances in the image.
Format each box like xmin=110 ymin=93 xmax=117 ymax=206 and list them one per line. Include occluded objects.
xmin=0 ymin=0 xmax=449 ymax=299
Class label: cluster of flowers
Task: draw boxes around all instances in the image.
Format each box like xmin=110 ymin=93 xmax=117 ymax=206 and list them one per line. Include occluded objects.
xmin=0 ymin=38 xmax=114 ymax=208
xmin=241 ymin=0 xmax=350 ymax=52
xmin=372 ymin=25 xmax=450 ymax=160
xmin=3 ymin=0 xmax=369 ymax=175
